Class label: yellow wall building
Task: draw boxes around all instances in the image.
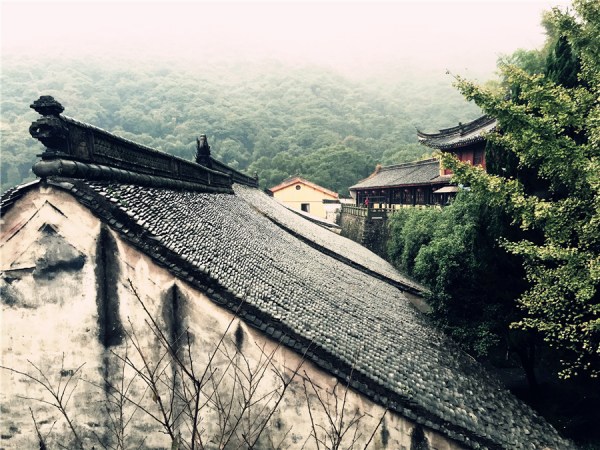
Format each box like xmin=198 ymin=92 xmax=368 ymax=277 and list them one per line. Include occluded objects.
xmin=269 ymin=177 xmax=339 ymax=219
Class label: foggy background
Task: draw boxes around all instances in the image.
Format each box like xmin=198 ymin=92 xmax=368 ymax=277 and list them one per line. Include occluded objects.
xmin=0 ymin=0 xmax=573 ymax=193
xmin=2 ymin=1 xmax=568 ymax=79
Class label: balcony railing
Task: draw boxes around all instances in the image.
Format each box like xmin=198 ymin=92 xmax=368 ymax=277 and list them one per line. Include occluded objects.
xmin=341 ymin=204 xmax=438 ymax=219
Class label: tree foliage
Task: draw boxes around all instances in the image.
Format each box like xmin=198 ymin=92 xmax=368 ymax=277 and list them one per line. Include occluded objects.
xmin=442 ymin=0 xmax=600 ymax=378
xmin=388 ymin=193 xmax=525 ymax=358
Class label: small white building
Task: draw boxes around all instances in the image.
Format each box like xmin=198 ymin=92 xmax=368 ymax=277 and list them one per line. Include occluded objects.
xmin=269 ymin=176 xmax=339 ymax=220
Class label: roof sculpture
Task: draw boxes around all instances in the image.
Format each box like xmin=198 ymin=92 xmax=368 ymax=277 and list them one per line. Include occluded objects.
xmin=417 ymin=115 xmax=497 ymax=150
xmin=195 ymin=134 xmax=212 ymax=168
xmin=28 ymin=95 xmax=258 ymax=191
xmin=1 ymin=97 xmax=574 ymax=450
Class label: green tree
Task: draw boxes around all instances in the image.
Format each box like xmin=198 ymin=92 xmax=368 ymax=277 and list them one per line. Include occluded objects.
xmin=442 ymin=0 xmax=600 ymax=378
xmin=299 ymin=144 xmax=375 ymax=195
xmin=546 ymin=35 xmax=581 ymax=89
xmin=388 ymin=193 xmax=530 ymax=378
xmin=1 ymin=56 xmax=477 ymax=192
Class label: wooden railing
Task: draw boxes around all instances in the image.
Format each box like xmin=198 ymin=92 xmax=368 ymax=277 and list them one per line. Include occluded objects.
xmin=341 ymin=204 xmax=438 ymax=219
xmin=341 ymin=205 xmax=369 ymax=217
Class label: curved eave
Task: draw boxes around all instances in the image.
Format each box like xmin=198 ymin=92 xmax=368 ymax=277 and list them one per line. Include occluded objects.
xmin=418 ymin=135 xmax=487 ymax=150
xmin=349 ymin=180 xmax=449 ymax=191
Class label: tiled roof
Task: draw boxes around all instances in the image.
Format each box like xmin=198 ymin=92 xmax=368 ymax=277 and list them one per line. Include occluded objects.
xmin=349 ymin=159 xmax=446 ymax=190
xmin=269 ymin=176 xmax=339 ymax=198
xmin=417 ymin=116 xmax=497 ymax=150
xmin=235 ymin=184 xmax=422 ymax=294
xmin=279 ymin=201 xmax=342 ymax=231
xmin=2 ymin=178 xmax=573 ymax=450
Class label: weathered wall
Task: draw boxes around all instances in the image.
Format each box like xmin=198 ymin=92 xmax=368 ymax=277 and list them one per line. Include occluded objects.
xmin=339 ymin=212 xmax=390 ymax=260
xmin=1 ymin=186 xmax=463 ymax=450
xmin=324 ymin=202 xmax=341 ymax=224
xmin=362 ymin=217 xmax=390 ymax=259
xmin=339 ymin=210 xmax=366 ymax=244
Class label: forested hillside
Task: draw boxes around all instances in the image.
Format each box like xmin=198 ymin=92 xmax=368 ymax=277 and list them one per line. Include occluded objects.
xmin=1 ymin=56 xmax=481 ymax=193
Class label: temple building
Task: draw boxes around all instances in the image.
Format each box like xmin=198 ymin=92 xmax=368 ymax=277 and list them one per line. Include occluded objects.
xmin=349 ymin=116 xmax=497 ymax=207
xmin=1 ymin=97 xmax=571 ymax=449
xmin=349 ymin=158 xmax=452 ymax=208
xmin=417 ymin=115 xmax=496 ymax=174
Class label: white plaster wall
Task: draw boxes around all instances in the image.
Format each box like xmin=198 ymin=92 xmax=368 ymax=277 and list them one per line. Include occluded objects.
xmin=1 ymin=186 xmax=464 ymax=450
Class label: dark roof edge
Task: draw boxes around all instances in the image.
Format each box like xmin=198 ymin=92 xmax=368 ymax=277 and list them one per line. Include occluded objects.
xmin=210 ymin=158 xmax=259 ymax=188
xmin=60 ymin=115 xmax=193 ymax=164
xmin=376 ymin=158 xmax=439 ymax=172
xmin=32 ymin=160 xmax=233 ymax=194
xmin=0 ymin=179 xmax=41 ymax=216
xmin=348 ymin=159 xmax=440 ymax=190
xmin=259 ymin=210 xmax=425 ymax=296
xmin=349 ymin=180 xmax=449 ymax=191
xmin=418 ymin=136 xmax=487 ymax=150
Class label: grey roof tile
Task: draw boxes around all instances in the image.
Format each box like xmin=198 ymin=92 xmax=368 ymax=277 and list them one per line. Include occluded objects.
xmin=234 ymin=183 xmax=423 ymax=294
xmin=350 ymin=159 xmax=444 ymax=190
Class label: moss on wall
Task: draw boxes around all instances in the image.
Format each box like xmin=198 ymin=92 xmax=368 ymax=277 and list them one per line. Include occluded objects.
xmin=339 ymin=212 xmax=390 ymax=260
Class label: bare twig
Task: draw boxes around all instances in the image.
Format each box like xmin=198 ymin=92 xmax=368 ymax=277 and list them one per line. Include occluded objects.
xmin=30 ymin=407 xmax=48 ymax=450
xmin=1 ymin=358 xmax=86 ymax=450
xmin=362 ymin=408 xmax=388 ymax=450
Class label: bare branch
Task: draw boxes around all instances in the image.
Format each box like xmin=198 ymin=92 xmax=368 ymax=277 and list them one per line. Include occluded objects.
xmin=362 ymin=408 xmax=388 ymax=450
xmin=29 ymin=407 xmax=48 ymax=450
xmin=2 ymin=361 xmax=85 ymax=450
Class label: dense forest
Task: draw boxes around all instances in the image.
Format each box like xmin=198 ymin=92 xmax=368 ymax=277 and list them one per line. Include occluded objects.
xmin=1 ymin=56 xmax=481 ymax=194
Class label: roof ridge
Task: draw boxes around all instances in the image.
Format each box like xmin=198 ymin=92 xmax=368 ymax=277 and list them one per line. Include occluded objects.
xmin=417 ymin=115 xmax=496 ymax=138
xmin=28 ymin=95 xmax=258 ymax=191
xmin=379 ymin=158 xmax=438 ymax=171
xmin=349 ymin=158 xmax=443 ymax=191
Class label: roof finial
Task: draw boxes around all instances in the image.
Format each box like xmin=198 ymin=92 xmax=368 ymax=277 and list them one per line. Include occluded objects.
xmin=195 ymin=134 xmax=212 ymax=168
xmin=30 ymin=96 xmax=64 ymax=117
xmin=29 ymin=96 xmax=69 ymax=154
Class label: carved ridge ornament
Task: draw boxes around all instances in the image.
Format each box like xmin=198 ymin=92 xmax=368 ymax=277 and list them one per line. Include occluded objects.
xmin=30 ymin=95 xmax=65 ymax=116
xmin=29 ymin=96 xmax=69 ymax=154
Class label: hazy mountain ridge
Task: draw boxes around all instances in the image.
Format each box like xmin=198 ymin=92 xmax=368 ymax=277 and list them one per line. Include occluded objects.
xmin=1 ymin=56 xmax=482 ymax=193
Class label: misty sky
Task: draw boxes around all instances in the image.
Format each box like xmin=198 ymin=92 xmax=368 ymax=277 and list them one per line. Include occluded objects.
xmin=2 ymin=0 xmax=569 ymax=77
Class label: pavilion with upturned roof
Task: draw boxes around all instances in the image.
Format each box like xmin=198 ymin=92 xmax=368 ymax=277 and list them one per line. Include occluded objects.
xmin=349 ymin=115 xmax=496 ymax=208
